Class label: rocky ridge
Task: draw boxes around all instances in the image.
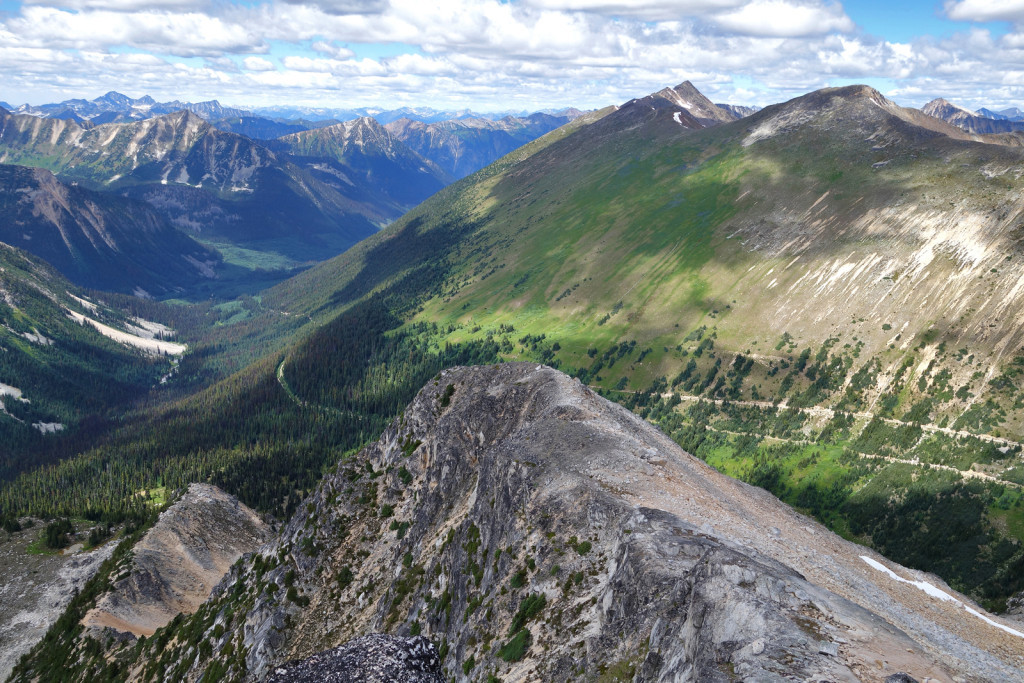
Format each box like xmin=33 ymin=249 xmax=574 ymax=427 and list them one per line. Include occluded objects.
xmin=81 ymin=483 xmax=271 ymax=638
xmin=150 ymin=364 xmax=1023 ymax=682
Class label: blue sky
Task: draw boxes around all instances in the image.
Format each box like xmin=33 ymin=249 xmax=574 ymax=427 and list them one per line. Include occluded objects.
xmin=2 ymin=0 xmax=1024 ymax=112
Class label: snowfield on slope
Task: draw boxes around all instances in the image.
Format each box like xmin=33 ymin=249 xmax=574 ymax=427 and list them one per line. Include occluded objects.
xmin=65 ymin=310 xmax=185 ymax=355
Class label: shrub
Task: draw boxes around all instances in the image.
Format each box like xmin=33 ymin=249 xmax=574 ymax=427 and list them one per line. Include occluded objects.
xmin=509 ymin=593 xmax=546 ymax=633
xmin=498 ymin=628 xmax=531 ymax=662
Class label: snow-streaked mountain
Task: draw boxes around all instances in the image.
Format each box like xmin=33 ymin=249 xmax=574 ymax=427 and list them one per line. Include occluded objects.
xmin=922 ymin=97 xmax=1024 ymax=134
xmin=0 ymin=109 xmax=417 ymax=266
xmin=12 ymin=91 xmax=251 ymax=124
xmin=269 ymin=117 xmax=452 ymax=211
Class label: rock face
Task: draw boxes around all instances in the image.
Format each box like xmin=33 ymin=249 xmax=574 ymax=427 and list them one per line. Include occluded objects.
xmin=82 ymin=483 xmax=270 ymax=637
xmin=172 ymin=363 xmax=1024 ymax=682
xmin=266 ymin=634 xmax=443 ymax=682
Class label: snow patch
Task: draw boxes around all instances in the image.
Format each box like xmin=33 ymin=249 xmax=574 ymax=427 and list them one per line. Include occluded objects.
xmin=66 ymin=293 xmax=97 ymax=312
xmin=0 ymin=383 xmax=28 ymax=402
xmin=66 ymin=309 xmax=186 ymax=356
xmin=21 ymin=328 xmax=52 ymax=345
xmin=126 ymin=316 xmax=176 ymax=340
xmin=32 ymin=422 xmax=63 ymax=434
xmin=861 ymin=556 xmax=1024 ymax=639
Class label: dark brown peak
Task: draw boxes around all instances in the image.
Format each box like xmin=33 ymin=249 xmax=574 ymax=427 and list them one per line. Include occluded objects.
xmin=825 ymin=84 xmax=890 ymax=104
xmin=671 ymin=81 xmax=705 ymax=98
xmin=148 ymin=108 xmax=209 ymax=129
xmin=747 ymin=84 xmax=978 ymax=143
xmin=921 ymin=97 xmax=974 ymax=116
xmin=777 ymin=84 xmax=894 ymax=114
xmin=652 ymin=82 xmax=736 ymax=125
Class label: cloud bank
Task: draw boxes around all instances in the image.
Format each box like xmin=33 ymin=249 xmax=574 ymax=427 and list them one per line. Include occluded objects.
xmin=1 ymin=0 xmax=1022 ymax=112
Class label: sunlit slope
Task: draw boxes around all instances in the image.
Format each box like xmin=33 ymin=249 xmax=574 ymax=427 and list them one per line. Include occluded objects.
xmin=273 ymin=85 xmax=1024 ymax=427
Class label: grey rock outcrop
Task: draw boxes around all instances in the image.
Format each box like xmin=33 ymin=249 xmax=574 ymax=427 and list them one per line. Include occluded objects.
xmin=266 ymin=634 xmax=442 ymax=682
xmin=170 ymin=364 xmax=1024 ymax=681
xmin=82 ymin=483 xmax=271 ymax=637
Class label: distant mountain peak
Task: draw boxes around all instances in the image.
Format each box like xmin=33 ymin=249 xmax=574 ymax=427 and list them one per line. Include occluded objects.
xmin=601 ymin=80 xmax=736 ymax=133
xmin=654 ymin=81 xmax=736 ymax=125
xmin=922 ymin=97 xmax=975 ymax=117
xmin=922 ymin=97 xmax=1024 ymax=134
xmin=94 ymin=91 xmax=134 ymax=106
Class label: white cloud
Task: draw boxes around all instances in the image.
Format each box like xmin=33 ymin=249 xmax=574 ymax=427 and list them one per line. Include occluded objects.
xmin=281 ymin=55 xmax=387 ymax=75
xmin=522 ymin=0 xmax=744 ymax=20
xmin=243 ymin=56 xmax=276 ymax=71
xmin=311 ymin=40 xmax=356 ymax=58
xmin=713 ymin=0 xmax=853 ymax=37
xmin=23 ymin=0 xmax=209 ymax=10
xmin=280 ymin=0 xmax=388 ymax=14
xmin=945 ymin=0 xmax=1024 ymax=23
xmin=4 ymin=0 xmax=1024 ymax=113
xmin=5 ymin=6 xmax=265 ymax=56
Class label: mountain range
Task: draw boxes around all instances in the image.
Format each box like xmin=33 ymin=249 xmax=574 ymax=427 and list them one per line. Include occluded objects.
xmin=0 ymin=164 xmax=218 ymax=295
xmin=7 ymin=91 xmax=249 ymax=125
xmin=0 ymin=108 xmax=451 ymax=294
xmin=5 ymin=91 xmax=589 ymax=129
xmin=922 ymin=97 xmax=1024 ymax=133
xmin=0 ymin=96 xmax=610 ymax=296
xmin=383 ymin=113 xmax=576 ymax=179
xmin=5 ymin=80 xmax=1024 ymax=682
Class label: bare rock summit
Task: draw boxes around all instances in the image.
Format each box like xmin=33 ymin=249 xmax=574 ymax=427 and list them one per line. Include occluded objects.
xmin=82 ymin=483 xmax=271 ymax=637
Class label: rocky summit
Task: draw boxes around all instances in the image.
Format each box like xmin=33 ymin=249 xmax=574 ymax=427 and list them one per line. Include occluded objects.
xmin=150 ymin=363 xmax=1023 ymax=682
xmin=82 ymin=483 xmax=271 ymax=638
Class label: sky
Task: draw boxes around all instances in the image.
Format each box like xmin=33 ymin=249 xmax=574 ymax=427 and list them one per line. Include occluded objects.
xmin=2 ymin=0 xmax=1024 ymax=113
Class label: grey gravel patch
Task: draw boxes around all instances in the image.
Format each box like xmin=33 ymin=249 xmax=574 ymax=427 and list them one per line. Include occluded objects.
xmin=0 ymin=522 xmax=117 ymax=681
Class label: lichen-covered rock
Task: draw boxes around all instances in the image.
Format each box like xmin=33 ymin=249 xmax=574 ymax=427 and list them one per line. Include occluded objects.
xmin=166 ymin=364 xmax=1024 ymax=682
xmin=266 ymin=634 xmax=442 ymax=682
